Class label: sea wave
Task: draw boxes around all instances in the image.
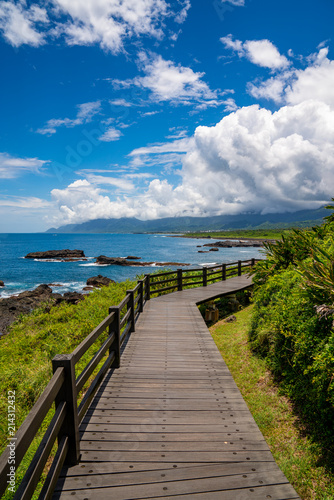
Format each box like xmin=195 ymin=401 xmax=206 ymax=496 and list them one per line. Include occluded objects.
xmin=79 ymin=263 xmax=109 ymax=267
xmin=199 ymin=262 xmax=219 ymax=267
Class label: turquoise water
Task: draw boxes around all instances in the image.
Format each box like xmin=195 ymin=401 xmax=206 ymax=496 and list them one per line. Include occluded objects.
xmin=0 ymin=233 xmax=263 ymax=297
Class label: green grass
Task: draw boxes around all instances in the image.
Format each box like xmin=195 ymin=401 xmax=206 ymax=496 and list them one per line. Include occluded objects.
xmin=181 ymin=228 xmax=287 ymax=239
xmin=0 ymin=279 xmax=137 ymax=499
xmin=210 ymin=305 xmax=334 ymax=500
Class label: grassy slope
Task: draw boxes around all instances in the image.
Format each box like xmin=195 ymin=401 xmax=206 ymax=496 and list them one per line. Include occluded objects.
xmin=210 ymin=306 xmax=334 ymax=500
xmin=0 ymin=279 xmax=138 ymax=499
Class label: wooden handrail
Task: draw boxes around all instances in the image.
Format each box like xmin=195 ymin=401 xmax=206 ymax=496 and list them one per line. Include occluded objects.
xmin=0 ymin=258 xmax=259 ymax=499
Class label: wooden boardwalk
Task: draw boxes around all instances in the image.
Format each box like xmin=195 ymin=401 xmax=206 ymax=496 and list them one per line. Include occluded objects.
xmin=53 ymin=276 xmax=300 ymax=499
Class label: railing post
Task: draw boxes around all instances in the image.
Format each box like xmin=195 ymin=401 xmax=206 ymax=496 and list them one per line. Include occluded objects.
xmin=238 ymin=260 xmax=242 ymax=276
xmin=251 ymin=258 xmax=255 ymax=267
xmin=177 ymin=269 xmax=183 ymax=291
xmin=145 ymin=274 xmax=151 ymax=301
xmin=222 ymin=263 xmax=226 ymax=281
xmin=109 ymin=306 xmax=121 ymax=368
xmin=138 ymin=279 xmax=144 ymax=312
xmin=203 ymin=267 xmax=207 ymax=287
xmin=126 ymin=290 xmax=136 ymax=333
xmin=52 ymin=354 xmax=80 ymax=466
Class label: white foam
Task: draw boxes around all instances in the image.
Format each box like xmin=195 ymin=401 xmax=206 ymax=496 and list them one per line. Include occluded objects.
xmin=79 ymin=263 xmax=108 ymax=267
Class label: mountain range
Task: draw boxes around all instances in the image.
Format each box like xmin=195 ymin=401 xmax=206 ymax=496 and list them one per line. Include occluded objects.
xmin=46 ymin=206 xmax=329 ymax=233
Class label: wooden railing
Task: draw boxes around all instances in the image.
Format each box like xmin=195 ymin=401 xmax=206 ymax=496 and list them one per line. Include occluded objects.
xmin=148 ymin=258 xmax=256 ymax=297
xmin=0 ymin=259 xmax=257 ymax=500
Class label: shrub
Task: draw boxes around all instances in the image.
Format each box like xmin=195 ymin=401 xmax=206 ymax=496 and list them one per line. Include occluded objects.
xmin=250 ymin=266 xmax=334 ymax=438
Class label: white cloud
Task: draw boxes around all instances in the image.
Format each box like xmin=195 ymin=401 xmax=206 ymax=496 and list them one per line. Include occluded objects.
xmin=174 ymin=0 xmax=191 ymax=24
xmin=220 ymin=35 xmax=290 ymax=70
xmin=115 ymin=52 xmax=222 ymax=107
xmin=0 ymin=0 xmax=173 ymax=51
xmin=221 ymin=0 xmax=245 ymax=5
xmin=285 ymin=48 xmax=334 ymax=106
xmin=0 ymin=196 xmax=51 ymax=209
xmin=37 ymin=101 xmax=101 ymax=135
xmin=0 ymin=2 xmax=48 ymax=47
xmin=99 ymin=126 xmax=122 ymax=142
xmin=249 ymin=47 xmax=334 ymax=107
xmin=0 ymin=153 xmax=48 ymax=178
xmin=49 ymin=100 xmax=334 ymax=226
xmin=85 ymin=174 xmax=134 ymax=190
xmin=109 ymin=98 xmax=133 ymax=107
xmin=129 ymin=136 xmax=192 ymax=155
xmin=244 ymin=40 xmax=290 ymax=69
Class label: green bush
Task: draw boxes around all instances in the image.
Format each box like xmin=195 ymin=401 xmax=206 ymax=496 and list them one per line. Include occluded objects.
xmin=250 ymin=266 xmax=334 ymax=438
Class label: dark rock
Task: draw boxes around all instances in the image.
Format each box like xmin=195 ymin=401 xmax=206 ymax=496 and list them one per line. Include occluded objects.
xmin=196 ymin=245 xmax=202 ymax=248
xmin=25 ymin=249 xmax=86 ymax=261
xmin=198 ymin=250 xmax=209 ymax=253
xmin=224 ymin=315 xmax=237 ymax=322
xmin=62 ymin=292 xmax=85 ymax=305
xmin=96 ymin=255 xmax=132 ymax=266
xmin=126 ymin=256 xmax=141 ymax=260
xmin=95 ymin=255 xmax=189 ymax=266
xmin=0 ymin=280 xmax=4 ymax=287
xmin=83 ymin=286 xmax=94 ymax=291
xmin=209 ymin=247 xmax=219 ymax=251
xmin=0 ymin=285 xmax=54 ymax=333
xmin=86 ymin=275 xmax=115 ymax=287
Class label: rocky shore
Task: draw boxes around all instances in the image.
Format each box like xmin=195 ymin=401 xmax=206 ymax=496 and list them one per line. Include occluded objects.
xmin=0 ymin=275 xmax=115 ymax=336
xmin=23 ymin=249 xmax=189 ymax=267
xmin=202 ymin=239 xmax=265 ymax=248
xmin=95 ymin=255 xmax=190 ymax=266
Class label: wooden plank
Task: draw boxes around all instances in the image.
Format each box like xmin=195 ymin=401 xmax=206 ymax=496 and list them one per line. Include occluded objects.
xmin=54 ymin=470 xmax=297 ymax=500
xmin=78 ymin=449 xmax=274 ymax=462
xmin=80 ymin=431 xmax=266 ymax=442
xmin=58 ymin=460 xmax=278 ymax=479
xmin=57 ymin=462 xmax=283 ymax=489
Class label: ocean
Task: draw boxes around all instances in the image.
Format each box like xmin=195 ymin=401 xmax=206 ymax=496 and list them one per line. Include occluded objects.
xmin=0 ymin=233 xmax=263 ymax=298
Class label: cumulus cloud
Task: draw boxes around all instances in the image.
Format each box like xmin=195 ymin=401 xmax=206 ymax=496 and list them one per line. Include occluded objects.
xmin=248 ymin=47 xmax=334 ymax=107
xmin=0 ymin=0 xmax=182 ymax=52
xmin=220 ymin=34 xmax=290 ymax=70
xmin=49 ymin=99 xmax=334 ymax=226
xmin=37 ymin=101 xmax=101 ymax=135
xmin=0 ymin=153 xmax=49 ymax=178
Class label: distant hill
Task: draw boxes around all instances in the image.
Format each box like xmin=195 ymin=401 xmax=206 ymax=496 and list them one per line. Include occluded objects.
xmin=46 ymin=206 xmax=329 ymax=233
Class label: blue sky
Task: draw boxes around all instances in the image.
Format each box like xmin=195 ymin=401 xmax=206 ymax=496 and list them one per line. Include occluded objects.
xmin=1 ymin=0 xmax=334 ymax=232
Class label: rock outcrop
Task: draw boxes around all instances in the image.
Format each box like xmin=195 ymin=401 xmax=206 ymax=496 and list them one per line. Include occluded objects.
xmin=95 ymin=255 xmax=189 ymax=266
xmin=86 ymin=275 xmax=115 ymax=288
xmin=203 ymin=240 xmax=264 ymax=248
xmin=25 ymin=249 xmax=86 ymax=261
xmin=0 ymin=285 xmax=85 ymax=335
xmin=0 ymin=285 xmax=54 ymax=334
xmin=0 ymin=281 xmax=4 ymax=287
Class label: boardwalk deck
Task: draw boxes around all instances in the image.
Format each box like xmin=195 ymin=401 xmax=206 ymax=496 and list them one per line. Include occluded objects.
xmin=53 ymin=276 xmax=300 ymax=499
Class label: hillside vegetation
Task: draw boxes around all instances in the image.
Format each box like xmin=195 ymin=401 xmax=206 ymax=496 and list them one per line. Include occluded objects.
xmin=249 ymin=202 xmax=334 ymax=465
